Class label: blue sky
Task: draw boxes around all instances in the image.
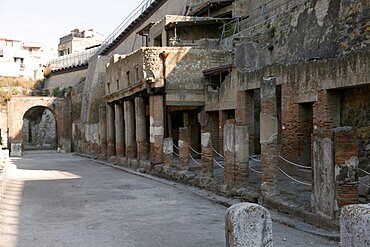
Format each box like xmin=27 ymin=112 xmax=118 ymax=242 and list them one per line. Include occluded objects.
xmin=0 ymin=0 xmax=143 ymax=48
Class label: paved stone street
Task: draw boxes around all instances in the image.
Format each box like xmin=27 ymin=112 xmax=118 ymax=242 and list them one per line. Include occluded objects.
xmin=0 ymin=152 xmax=338 ymax=247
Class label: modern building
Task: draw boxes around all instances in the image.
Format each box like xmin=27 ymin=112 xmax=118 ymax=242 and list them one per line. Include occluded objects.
xmin=0 ymin=38 xmax=54 ymax=80
xmin=58 ymin=28 xmax=104 ymax=57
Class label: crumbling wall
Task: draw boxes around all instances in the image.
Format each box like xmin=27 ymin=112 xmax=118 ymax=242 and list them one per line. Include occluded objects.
xmin=340 ymin=85 xmax=370 ymax=170
xmin=234 ymin=0 xmax=369 ymax=72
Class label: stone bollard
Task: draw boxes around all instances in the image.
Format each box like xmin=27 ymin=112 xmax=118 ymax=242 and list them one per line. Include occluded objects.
xmin=340 ymin=204 xmax=370 ymax=247
xmin=201 ymin=132 xmax=213 ymax=177
xmin=10 ymin=142 xmax=22 ymax=157
xmin=225 ymin=203 xmax=273 ymax=247
xmin=163 ymin=137 xmax=173 ymax=167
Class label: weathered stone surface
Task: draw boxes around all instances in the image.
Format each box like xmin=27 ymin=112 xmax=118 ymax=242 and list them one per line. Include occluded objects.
xmin=201 ymin=132 xmax=213 ymax=177
xmin=10 ymin=142 xmax=22 ymax=157
xmin=312 ymin=134 xmax=335 ymax=218
xmin=225 ymin=203 xmax=273 ymax=247
xmin=163 ymin=137 xmax=173 ymax=167
xmin=260 ymin=77 xmax=278 ymax=196
xmin=340 ymin=204 xmax=370 ymax=247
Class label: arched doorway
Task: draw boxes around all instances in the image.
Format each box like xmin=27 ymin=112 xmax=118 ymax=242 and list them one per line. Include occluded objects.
xmin=22 ymin=106 xmax=57 ymax=150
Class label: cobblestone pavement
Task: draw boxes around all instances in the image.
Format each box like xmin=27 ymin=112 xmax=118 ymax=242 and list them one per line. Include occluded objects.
xmin=0 ymin=152 xmax=339 ymax=247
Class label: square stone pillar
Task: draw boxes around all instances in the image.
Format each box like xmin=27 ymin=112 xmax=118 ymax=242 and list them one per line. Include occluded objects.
xmin=98 ymin=105 xmax=107 ymax=158
xmin=115 ymin=103 xmax=125 ymax=162
xmin=124 ymin=100 xmax=136 ymax=163
xmin=235 ymin=125 xmax=249 ymax=188
xmin=224 ymin=119 xmax=235 ymax=188
xmin=163 ymin=137 xmax=173 ymax=167
xmin=135 ymin=97 xmax=148 ymax=161
xmin=312 ymin=130 xmax=336 ymax=219
xmin=106 ymin=104 xmax=115 ymax=158
xmin=260 ymin=77 xmax=279 ymax=197
xmin=201 ymin=132 xmax=213 ymax=177
xmin=236 ymin=90 xmax=255 ymax=155
xmin=179 ymin=127 xmax=189 ymax=170
xmin=149 ymin=95 xmax=164 ymax=165
xmin=312 ymin=127 xmax=359 ymax=219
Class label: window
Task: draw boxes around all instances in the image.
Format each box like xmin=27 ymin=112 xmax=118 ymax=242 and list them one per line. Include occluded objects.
xmin=126 ymin=71 xmax=130 ymax=85
xmin=107 ymin=82 xmax=110 ymax=94
xmin=135 ymin=66 xmax=139 ymax=83
xmin=116 ymin=79 xmax=119 ymax=90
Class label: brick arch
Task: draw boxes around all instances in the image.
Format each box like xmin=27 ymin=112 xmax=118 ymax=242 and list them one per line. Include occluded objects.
xmin=7 ymin=96 xmax=71 ymax=151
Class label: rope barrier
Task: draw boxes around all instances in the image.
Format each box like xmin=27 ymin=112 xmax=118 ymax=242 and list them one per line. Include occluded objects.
xmin=173 ymin=143 xmax=179 ymax=150
xmin=213 ymin=147 xmax=224 ymax=158
xmin=213 ymin=158 xmax=224 ymax=169
xmin=278 ymin=166 xmax=311 ymax=186
xmin=173 ymin=151 xmax=179 ymax=157
xmin=359 ymin=181 xmax=370 ymax=189
xmin=189 ymin=153 xmax=201 ymax=166
xmin=249 ymin=155 xmax=261 ymax=163
xmin=278 ymin=155 xmax=311 ymax=170
xmin=359 ymin=168 xmax=370 ymax=176
xmin=189 ymin=145 xmax=202 ymax=155
xmin=249 ymin=166 xmax=262 ymax=174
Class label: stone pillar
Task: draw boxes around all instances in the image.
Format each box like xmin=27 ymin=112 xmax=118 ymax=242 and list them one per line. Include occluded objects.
xmin=260 ymin=77 xmax=279 ymax=197
xmin=1 ymin=129 xmax=8 ymax=149
xmin=236 ymin=90 xmax=255 ymax=155
xmin=179 ymin=127 xmax=189 ymax=170
xmin=333 ymin=127 xmax=358 ymax=208
xmin=312 ymin=127 xmax=359 ymax=219
xmin=115 ymin=103 xmax=125 ymax=162
xmin=235 ymin=125 xmax=249 ymax=188
xmin=98 ymin=105 xmax=107 ymax=158
xmin=201 ymin=132 xmax=213 ymax=177
xmin=163 ymin=137 xmax=173 ymax=167
xmin=219 ymin=110 xmax=227 ymax=154
xmin=106 ymin=103 xmax=115 ymax=158
xmin=124 ymin=100 xmax=136 ymax=162
xmin=224 ymin=120 xmax=235 ymax=188
xmin=312 ymin=130 xmax=336 ymax=218
xmin=135 ymin=97 xmax=148 ymax=161
xmin=149 ymin=95 xmax=164 ymax=165
xmin=225 ymin=203 xmax=273 ymax=247
xmin=340 ymin=204 xmax=370 ymax=247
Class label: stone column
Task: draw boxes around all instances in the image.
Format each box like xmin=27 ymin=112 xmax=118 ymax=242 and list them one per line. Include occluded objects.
xmin=106 ymin=103 xmax=115 ymax=158
xmin=149 ymin=95 xmax=164 ymax=165
xmin=135 ymin=97 xmax=148 ymax=161
xmin=260 ymin=77 xmax=279 ymax=197
xmin=236 ymin=90 xmax=255 ymax=155
xmin=179 ymin=127 xmax=189 ymax=170
xmin=163 ymin=137 xmax=173 ymax=167
xmin=201 ymin=132 xmax=213 ymax=177
xmin=225 ymin=203 xmax=273 ymax=247
xmin=234 ymin=125 xmax=249 ymax=188
xmin=124 ymin=100 xmax=136 ymax=162
xmin=98 ymin=104 xmax=107 ymax=158
xmin=312 ymin=130 xmax=336 ymax=218
xmin=224 ymin=120 xmax=235 ymax=188
xmin=115 ymin=102 xmax=125 ymax=162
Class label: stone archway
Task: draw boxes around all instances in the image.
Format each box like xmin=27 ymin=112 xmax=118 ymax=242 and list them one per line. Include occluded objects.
xmin=23 ymin=106 xmax=57 ymax=150
xmin=7 ymin=96 xmax=71 ymax=155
